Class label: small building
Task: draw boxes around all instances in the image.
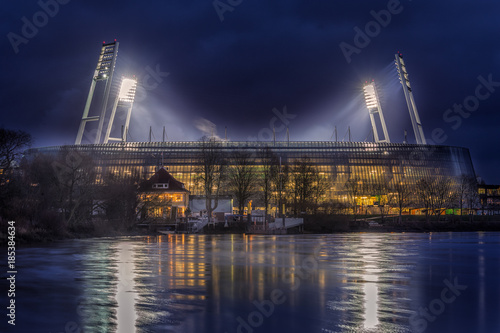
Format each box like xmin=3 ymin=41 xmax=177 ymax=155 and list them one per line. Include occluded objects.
xmin=189 ymin=195 xmax=233 ymax=218
xmin=478 ymin=184 xmax=500 ymax=215
xmin=138 ymin=167 xmax=190 ymax=221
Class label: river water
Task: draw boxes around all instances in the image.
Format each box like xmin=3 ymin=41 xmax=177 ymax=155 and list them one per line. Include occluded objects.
xmin=2 ymin=232 xmax=500 ymax=333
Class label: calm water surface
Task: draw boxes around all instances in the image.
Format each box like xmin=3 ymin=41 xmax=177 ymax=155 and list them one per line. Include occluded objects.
xmin=2 ymin=232 xmax=500 ymax=333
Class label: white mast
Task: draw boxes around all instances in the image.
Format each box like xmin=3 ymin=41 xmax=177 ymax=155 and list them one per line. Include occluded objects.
xmin=395 ymin=52 xmax=427 ymax=144
xmin=75 ymin=41 xmax=119 ymax=144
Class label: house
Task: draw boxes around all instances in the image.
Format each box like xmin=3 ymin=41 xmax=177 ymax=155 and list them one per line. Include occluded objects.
xmin=138 ymin=167 xmax=190 ymax=221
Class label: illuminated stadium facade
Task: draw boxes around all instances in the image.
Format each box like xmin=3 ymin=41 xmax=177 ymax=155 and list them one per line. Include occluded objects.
xmin=25 ymin=140 xmax=476 ymax=208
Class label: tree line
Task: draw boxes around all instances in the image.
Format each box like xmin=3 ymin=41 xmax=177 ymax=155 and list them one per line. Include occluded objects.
xmin=0 ymin=130 xmax=482 ymax=237
xmin=1 ymin=128 xmax=152 ymax=236
xmin=194 ymin=137 xmax=330 ymax=223
xmin=343 ymin=174 xmax=479 ymax=223
xmin=196 ymin=137 xmax=480 ymax=223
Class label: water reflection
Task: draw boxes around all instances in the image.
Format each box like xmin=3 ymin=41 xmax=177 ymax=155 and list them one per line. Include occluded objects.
xmin=134 ymin=235 xmax=210 ymax=332
xmin=10 ymin=232 xmax=500 ymax=333
xmin=361 ymin=236 xmax=382 ymax=330
xmin=478 ymin=232 xmax=486 ymax=332
xmin=77 ymin=240 xmax=118 ymax=333
xmin=131 ymin=234 xmax=418 ymax=331
xmin=116 ymin=242 xmax=138 ymax=333
xmin=322 ymin=233 xmax=417 ymax=332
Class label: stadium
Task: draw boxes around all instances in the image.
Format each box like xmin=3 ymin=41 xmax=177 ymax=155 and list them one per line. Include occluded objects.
xmin=24 ymin=42 xmax=476 ymax=215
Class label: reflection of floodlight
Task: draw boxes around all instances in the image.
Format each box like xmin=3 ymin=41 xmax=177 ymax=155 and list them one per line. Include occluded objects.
xmin=362 ymin=81 xmax=390 ymax=143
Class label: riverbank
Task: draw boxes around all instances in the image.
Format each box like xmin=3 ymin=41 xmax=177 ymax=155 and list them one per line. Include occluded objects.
xmin=368 ymin=220 xmax=500 ymax=233
xmin=303 ymin=215 xmax=500 ymax=233
xmin=2 ymin=215 xmax=500 ymax=245
xmin=0 ymin=219 xmax=156 ymax=245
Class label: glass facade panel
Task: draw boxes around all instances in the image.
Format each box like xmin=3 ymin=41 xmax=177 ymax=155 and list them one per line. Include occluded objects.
xmin=26 ymin=141 xmax=476 ymax=203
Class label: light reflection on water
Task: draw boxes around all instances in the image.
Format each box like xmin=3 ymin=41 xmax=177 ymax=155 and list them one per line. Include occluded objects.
xmin=360 ymin=236 xmax=381 ymax=330
xmin=5 ymin=232 xmax=500 ymax=333
xmin=77 ymin=240 xmax=118 ymax=333
xmin=116 ymin=242 xmax=138 ymax=333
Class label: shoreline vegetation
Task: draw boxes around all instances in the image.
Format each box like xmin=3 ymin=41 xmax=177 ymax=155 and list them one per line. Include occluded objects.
xmin=302 ymin=214 xmax=500 ymax=233
xmin=1 ymin=214 xmax=500 ymax=245
xmin=3 ymin=128 xmax=496 ymax=246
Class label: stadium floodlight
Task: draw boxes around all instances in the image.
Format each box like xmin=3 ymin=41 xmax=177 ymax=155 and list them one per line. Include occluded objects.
xmin=118 ymin=78 xmax=137 ymax=103
xmin=363 ymin=83 xmax=379 ymax=109
xmin=395 ymin=52 xmax=426 ymax=144
xmin=104 ymin=76 xmax=137 ymax=143
xmin=75 ymin=40 xmax=119 ymax=145
xmin=363 ymin=81 xmax=390 ymax=143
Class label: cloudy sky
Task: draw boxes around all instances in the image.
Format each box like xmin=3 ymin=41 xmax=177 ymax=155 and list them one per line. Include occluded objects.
xmin=2 ymin=0 xmax=500 ymax=182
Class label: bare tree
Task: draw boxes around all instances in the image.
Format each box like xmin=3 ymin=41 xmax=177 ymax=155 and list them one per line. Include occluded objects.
xmin=433 ymin=177 xmax=454 ymax=221
xmin=290 ymin=156 xmax=326 ymax=216
xmin=415 ymin=178 xmax=433 ymax=221
xmin=0 ymin=154 xmax=56 ymax=224
xmin=416 ymin=177 xmax=454 ymax=222
xmin=194 ymin=137 xmax=226 ymax=223
xmin=312 ymin=173 xmax=329 ymax=214
xmin=372 ymin=180 xmax=393 ymax=223
xmin=0 ymin=128 xmax=32 ymax=218
xmin=258 ymin=147 xmax=279 ymax=223
xmin=344 ymin=176 xmax=361 ymax=221
xmin=0 ymin=128 xmax=32 ymax=182
xmin=227 ymin=151 xmax=257 ymax=221
xmin=456 ymin=174 xmax=470 ymax=216
xmin=274 ymin=159 xmax=290 ymax=218
xmin=2 ymin=148 xmax=96 ymax=232
xmin=4 ymin=154 xmax=67 ymax=233
xmin=454 ymin=175 xmax=478 ymax=219
xmin=101 ymin=171 xmax=141 ymax=227
xmin=52 ymin=148 xmax=97 ymax=228
xmin=465 ymin=176 xmax=479 ymax=221
xmin=24 ymin=154 xmax=61 ymax=222
xmin=390 ymin=180 xmax=413 ymax=223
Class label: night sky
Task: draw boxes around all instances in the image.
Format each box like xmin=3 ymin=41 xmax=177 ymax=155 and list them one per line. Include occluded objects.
xmin=2 ymin=0 xmax=499 ymax=183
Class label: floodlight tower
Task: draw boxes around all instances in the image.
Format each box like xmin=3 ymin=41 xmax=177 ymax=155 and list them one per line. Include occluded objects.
xmin=394 ymin=52 xmax=427 ymax=144
xmin=75 ymin=41 xmax=119 ymax=145
xmin=103 ymin=76 xmax=137 ymax=143
xmin=363 ymin=81 xmax=391 ymax=143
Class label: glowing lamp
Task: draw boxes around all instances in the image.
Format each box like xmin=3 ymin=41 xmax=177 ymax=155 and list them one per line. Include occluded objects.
xmin=363 ymin=83 xmax=379 ymax=109
xmin=118 ymin=78 xmax=137 ymax=103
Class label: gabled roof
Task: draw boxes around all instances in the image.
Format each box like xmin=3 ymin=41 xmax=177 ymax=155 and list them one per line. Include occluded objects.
xmin=140 ymin=167 xmax=189 ymax=192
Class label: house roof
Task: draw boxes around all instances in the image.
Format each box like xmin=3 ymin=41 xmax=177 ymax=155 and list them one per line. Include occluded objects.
xmin=140 ymin=167 xmax=189 ymax=192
